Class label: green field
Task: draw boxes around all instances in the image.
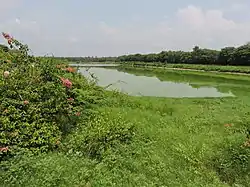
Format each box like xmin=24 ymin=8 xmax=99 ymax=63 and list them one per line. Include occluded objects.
xmin=2 ymin=92 xmax=250 ymax=186
xmin=120 ymin=62 xmax=250 ymax=74
xmin=2 ymin=69 xmax=250 ymax=186
xmin=164 ymin=63 xmax=250 ymax=73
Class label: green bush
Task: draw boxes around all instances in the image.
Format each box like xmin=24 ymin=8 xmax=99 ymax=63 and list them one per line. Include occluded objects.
xmin=0 ymin=33 xmax=103 ymax=159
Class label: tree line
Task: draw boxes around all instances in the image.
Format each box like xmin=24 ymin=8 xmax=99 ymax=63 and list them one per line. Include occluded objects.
xmin=118 ymin=45 xmax=250 ymax=66
xmin=56 ymin=44 xmax=250 ymax=66
xmin=3 ymin=42 xmax=250 ymax=66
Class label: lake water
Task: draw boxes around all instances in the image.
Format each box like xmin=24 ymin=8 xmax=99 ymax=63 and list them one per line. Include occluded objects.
xmin=77 ymin=66 xmax=243 ymax=98
xmin=70 ymin=64 xmax=119 ymax=67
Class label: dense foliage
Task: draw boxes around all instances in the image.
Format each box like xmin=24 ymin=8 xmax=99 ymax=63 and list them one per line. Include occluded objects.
xmin=53 ymin=56 xmax=117 ymax=63
xmin=57 ymin=44 xmax=250 ymax=66
xmin=0 ymin=33 xmax=126 ymax=160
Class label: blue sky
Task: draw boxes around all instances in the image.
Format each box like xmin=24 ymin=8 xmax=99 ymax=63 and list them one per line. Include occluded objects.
xmin=1 ymin=0 xmax=250 ymax=56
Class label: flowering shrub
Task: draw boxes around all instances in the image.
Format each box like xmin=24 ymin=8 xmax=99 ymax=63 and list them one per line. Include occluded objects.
xmin=0 ymin=32 xmax=104 ymax=159
xmin=60 ymin=77 xmax=73 ymax=88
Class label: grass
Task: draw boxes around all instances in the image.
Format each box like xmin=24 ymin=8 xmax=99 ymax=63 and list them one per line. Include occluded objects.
xmin=165 ymin=63 xmax=250 ymax=74
xmin=120 ymin=62 xmax=250 ymax=74
xmin=1 ymin=65 xmax=250 ymax=186
xmin=1 ymin=91 xmax=250 ymax=186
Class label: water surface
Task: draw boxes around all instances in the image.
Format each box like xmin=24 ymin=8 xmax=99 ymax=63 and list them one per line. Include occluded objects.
xmin=78 ymin=67 xmax=242 ymax=98
xmin=70 ymin=63 xmax=119 ymax=67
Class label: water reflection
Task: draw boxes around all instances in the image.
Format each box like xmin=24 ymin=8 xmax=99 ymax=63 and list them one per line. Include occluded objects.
xmin=79 ymin=67 xmax=237 ymax=98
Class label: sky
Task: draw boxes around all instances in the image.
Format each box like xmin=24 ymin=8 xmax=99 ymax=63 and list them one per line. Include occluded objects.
xmin=0 ymin=0 xmax=250 ymax=57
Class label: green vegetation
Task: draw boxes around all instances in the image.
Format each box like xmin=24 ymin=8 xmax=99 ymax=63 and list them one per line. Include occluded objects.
xmin=0 ymin=34 xmax=106 ymax=158
xmin=117 ymin=45 xmax=247 ymax=66
xmin=119 ymin=62 xmax=250 ymax=74
xmin=1 ymin=33 xmax=250 ymax=186
xmin=58 ymin=44 xmax=250 ymax=67
xmin=1 ymin=93 xmax=250 ymax=186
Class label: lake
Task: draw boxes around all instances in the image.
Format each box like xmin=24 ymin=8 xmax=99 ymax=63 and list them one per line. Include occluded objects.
xmin=76 ymin=66 xmax=250 ymax=98
xmin=70 ymin=64 xmax=119 ymax=67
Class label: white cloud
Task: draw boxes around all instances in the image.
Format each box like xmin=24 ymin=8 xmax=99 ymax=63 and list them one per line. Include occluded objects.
xmin=177 ymin=5 xmax=205 ymax=29
xmin=1 ymin=3 xmax=250 ymax=56
xmin=173 ymin=5 xmax=250 ymax=48
xmin=176 ymin=5 xmax=236 ymax=31
xmin=92 ymin=5 xmax=250 ymax=55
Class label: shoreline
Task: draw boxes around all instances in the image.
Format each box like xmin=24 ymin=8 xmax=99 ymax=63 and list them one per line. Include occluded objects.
xmin=119 ymin=64 xmax=250 ymax=76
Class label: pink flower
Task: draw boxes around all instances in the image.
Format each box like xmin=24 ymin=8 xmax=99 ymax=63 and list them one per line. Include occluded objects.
xmin=23 ymin=100 xmax=29 ymax=105
xmin=3 ymin=71 xmax=10 ymax=78
xmin=2 ymin=32 xmax=14 ymax=46
xmin=60 ymin=78 xmax=72 ymax=89
xmin=0 ymin=147 xmax=9 ymax=152
xmin=8 ymin=39 xmax=12 ymax=45
xmin=2 ymin=32 xmax=12 ymax=40
xmin=76 ymin=112 xmax=81 ymax=116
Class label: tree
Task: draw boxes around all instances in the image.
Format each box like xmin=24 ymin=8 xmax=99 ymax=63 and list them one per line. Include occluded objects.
xmin=217 ymin=47 xmax=235 ymax=65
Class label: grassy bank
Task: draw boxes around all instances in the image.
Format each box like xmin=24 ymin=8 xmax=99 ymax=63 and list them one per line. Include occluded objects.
xmin=1 ymin=35 xmax=250 ymax=186
xmin=1 ymin=93 xmax=250 ymax=186
xmin=120 ymin=62 xmax=250 ymax=74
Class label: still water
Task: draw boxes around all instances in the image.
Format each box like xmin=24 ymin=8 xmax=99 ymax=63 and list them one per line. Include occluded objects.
xmin=70 ymin=64 xmax=119 ymax=67
xmin=78 ymin=66 xmax=240 ymax=98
